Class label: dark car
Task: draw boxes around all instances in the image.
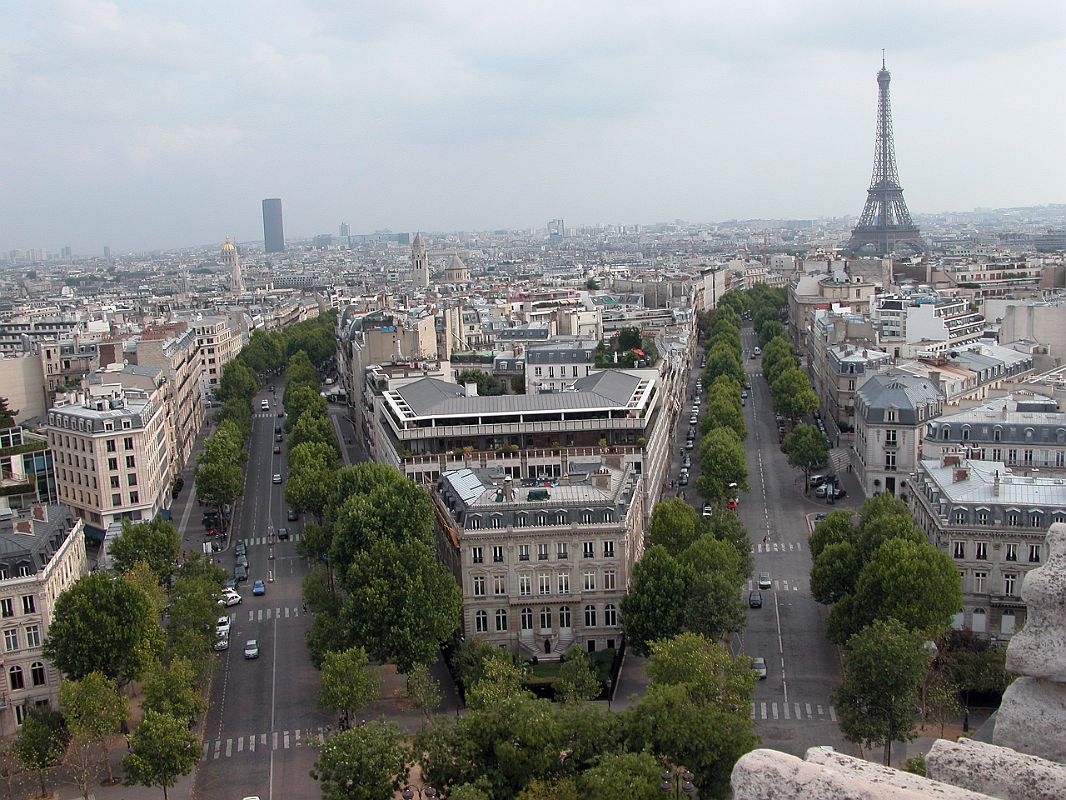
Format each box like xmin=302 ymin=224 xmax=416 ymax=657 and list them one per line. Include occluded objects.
xmin=748 ymin=591 xmax=763 ymax=608
xmin=275 ymin=433 xmax=283 ymax=442
xmin=287 ymin=508 xmax=298 ymax=521
xmin=277 ymin=527 xmax=290 ymax=540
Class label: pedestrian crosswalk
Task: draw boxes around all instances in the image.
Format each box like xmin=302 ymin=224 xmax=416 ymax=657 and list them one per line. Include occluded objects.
xmin=254 ymin=412 xmax=280 ymax=419
xmin=751 ymin=701 xmax=837 ymax=723
xmin=243 ymin=534 xmax=301 ymax=546
xmin=245 ymin=606 xmax=303 ymax=622
xmin=751 ymin=541 xmax=804 ymax=554
xmin=202 ymin=727 xmax=328 ymax=760
xmin=746 ymin=578 xmax=801 ymax=592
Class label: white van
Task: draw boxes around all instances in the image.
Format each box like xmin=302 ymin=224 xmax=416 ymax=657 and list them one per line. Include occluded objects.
xmin=260 ymin=400 xmax=269 ymax=411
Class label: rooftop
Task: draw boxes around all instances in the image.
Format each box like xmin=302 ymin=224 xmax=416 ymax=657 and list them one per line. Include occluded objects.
xmin=920 ymin=458 xmax=1066 ymax=507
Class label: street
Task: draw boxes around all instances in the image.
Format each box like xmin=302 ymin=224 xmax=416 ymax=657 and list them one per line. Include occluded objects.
xmin=674 ymin=327 xmax=858 ymax=755
xmin=193 ymin=385 xmax=329 ymax=800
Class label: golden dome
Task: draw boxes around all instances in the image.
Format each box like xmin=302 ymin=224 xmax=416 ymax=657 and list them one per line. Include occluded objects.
xmin=221 ymin=238 xmax=236 ymax=253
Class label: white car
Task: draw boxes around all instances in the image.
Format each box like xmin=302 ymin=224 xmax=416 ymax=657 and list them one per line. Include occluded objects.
xmin=215 ymin=616 xmax=231 ymax=637
xmin=214 ymin=636 xmax=229 ymax=652
xmin=272 ymin=473 xmax=282 ymax=484
xmin=218 ymin=589 xmax=242 ymax=607
xmin=702 ymin=503 xmax=713 ymax=517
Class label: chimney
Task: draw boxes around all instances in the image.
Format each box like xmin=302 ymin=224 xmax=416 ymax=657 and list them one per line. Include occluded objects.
xmin=31 ymin=505 xmax=47 ymax=523
xmin=953 ymin=468 xmax=969 ymax=483
xmin=592 ymin=468 xmax=612 ymax=491
xmin=504 ymin=476 xmax=514 ymax=502
xmin=14 ymin=520 xmax=32 ymax=535
xmin=1002 ymin=404 xmax=1008 ymax=420
xmin=464 ymin=382 xmax=478 ymax=397
xmin=993 ymin=470 xmax=1000 ymax=496
xmin=928 ymin=370 xmax=941 ymax=390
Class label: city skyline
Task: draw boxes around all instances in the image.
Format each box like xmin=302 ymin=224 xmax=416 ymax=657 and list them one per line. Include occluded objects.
xmin=2 ymin=1 xmax=1064 ymax=253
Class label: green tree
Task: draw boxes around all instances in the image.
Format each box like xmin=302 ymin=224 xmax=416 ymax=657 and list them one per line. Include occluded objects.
xmin=107 ymin=519 xmax=181 ymax=584
xmin=44 ymin=572 xmax=163 ymax=686
xmin=286 ymin=441 xmax=339 ymax=522
xmin=701 ymin=393 xmax=747 ymax=440
xmin=833 ymin=619 xmax=928 ymax=765
xmin=311 ymin=722 xmax=409 ymax=800
xmin=283 ymin=383 xmax=328 ymax=424
xmin=922 ymin=670 xmax=962 ymax=737
xmin=702 ymin=510 xmax=754 ymax=579
xmin=215 ymin=397 xmax=252 ymax=444
xmin=404 ymin=664 xmax=443 ymax=722
xmin=465 ymin=653 xmax=530 ymax=710
xmin=807 ymin=510 xmax=857 ymax=560
xmin=452 ymin=638 xmax=515 ymax=696
xmin=216 ymin=360 xmax=258 ymax=403
xmin=320 ymin=646 xmax=381 ymax=722
xmin=940 ymin=631 xmax=1011 ymax=695
xmin=164 ymin=558 xmax=223 ymax=675
xmin=288 ymin=412 xmax=338 ymax=454
xmin=770 ymin=368 xmax=818 ymax=420
xmin=556 ymin=648 xmax=601 ymax=703
xmin=810 ymin=540 xmax=861 ymax=605
xmin=703 ymin=342 xmax=745 ymax=387
xmin=620 ymin=546 xmax=692 ymax=654
xmin=142 ymin=657 xmax=207 ymax=724
xmin=757 ymin=320 xmax=786 ymax=348
xmin=122 ymin=710 xmax=199 ymax=800
xmin=579 ymin=751 xmax=663 ymax=800
xmin=684 ymin=571 xmax=747 ymax=641
xmin=59 ymin=671 xmax=129 ymax=786
xmin=682 ymin=534 xmax=747 ymax=588
xmin=647 ymin=497 xmax=701 ymax=556
xmin=836 ymin=538 xmax=962 ymax=643
xmin=122 ymin=560 xmax=169 ymax=617
xmin=617 ymin=327 xmax=642 ymax=351
xmin=0 ymin=397 xmax=18 ymax=429
xmin=781 ymin=423 xmax=829 ymax=490
xmin=342 ymin=539 xmax=462 ymax=673
xmin=15 ymin=706 xmax=67 ymax=798
xmin=517 ymin=778 xmax=581 ymax=800
xmin=696 ymin=427 xmax=748 ymax=504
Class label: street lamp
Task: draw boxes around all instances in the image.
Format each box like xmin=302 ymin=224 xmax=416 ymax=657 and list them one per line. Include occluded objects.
xmin=403 ymin=787 xmax=438 ymax=800
xmin=661 ymin=767 xmax=696 ymax=800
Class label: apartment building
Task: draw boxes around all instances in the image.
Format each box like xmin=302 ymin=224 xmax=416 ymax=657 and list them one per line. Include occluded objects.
xmin=941 ymin=256 xmax=1043 ymax=299
xmin=872 ymin=293 xmax=985 ymax=357
xmin=0 ymin=353 xmax=48 ymax=424
xmin=852 ymin=373 xmax=944 ymax=497
xmin=130 ymin=325 xmax=204 ymax=470
xmin=46 ymin=386 xmax=169 ymax=539
xmin=431 ymin=460 xmax=643 ymax=658
xmin=787 ymin=272 xmax=877 ymax=348
xmin=0 ymin=506 xmax=86 ymax=735
xmin=807 ymin=311 xmax=888 ymax=428
xmin=924 ymin=393 xmax=1066 ymax=472
xmin=0 ymin=426 xmax=57 ymax=510
xmin=525 ymin=340 xmax=598 ymax=393
xmin=909 ymin=457 xmax=1059 ymax=640
xmin=190 ymin=315 xmax=242 ymax=396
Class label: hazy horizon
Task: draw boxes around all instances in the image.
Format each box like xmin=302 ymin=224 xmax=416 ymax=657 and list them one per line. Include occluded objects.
xmin=3 ymin=1 xmax=1064 ymax=254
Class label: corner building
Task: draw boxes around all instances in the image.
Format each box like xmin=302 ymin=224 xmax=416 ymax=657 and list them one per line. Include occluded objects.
xmin=431 ymin=460 xmax=643 ymax=659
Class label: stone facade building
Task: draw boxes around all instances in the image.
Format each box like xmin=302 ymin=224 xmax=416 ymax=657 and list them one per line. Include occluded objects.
xmin=431 ymin=460 xmax=642 ymax=658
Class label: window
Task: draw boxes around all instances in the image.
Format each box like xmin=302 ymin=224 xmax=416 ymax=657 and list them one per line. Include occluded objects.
xmin=584 ymin=605 xmax=597 ymax=627
xmin=123 ymin=436 xmax=134 ymax=450
xmin=973 ymin=571 xmax=987 ymax=594
xmin=539 ymin=574 xmax=551 ymax=595
xmin=127 ymin=473 xmax=137 ymax=486
xmin=557 ymin=543 xmax=568 ymax=560
xmin=519 ymin=575 xmax=531 ymax=596
xmin=30 ymin=662 xmax=45 ymax=687
xmin=584 ymin=570 xmax=596 ymax=591
xmin=474 ymin=610 xmax=487 ymax=633
xmin=493 ymin=575 xmax=506 ymax=596
xmin=490 ymin=516 xmax=502 ymax=529
xmin=130 ymin=491 xmax=139 ymax=504
xmin=603 ymin=541 xmax=615 ymax=558
xmin=105 ymin=439 xmax=116 ymax=453
xmin=602 ymin=511 xmax=612 ymax=523
xmin=0 ymin=599 xmax=12 ymax=619
xmin=1005 ymin=543 xmax=1017 ymax=562
xmin=604 ymin=604 xmax=618 ymax=627
xmin=539 ymin=607 xmax=552 ymax=630
xmin=1007 ymin=449 xmax=1018 ymax=465
xmin=558 ymin=573 xmax=570 ymax=594
xmin=975 ymin=542 xmax=988 ymax=560
xmin=492 ymin=546 xmax=504 ymax=564
xmin=538 ymin=543 xmax=549 ymax=560
xmin=885 ymin=429 xmax=897 ymax=446
xmin=952 ymin=541 xmax=965 ymax=559
xmin=1003 ymin=573 xmax=1017 ymax=596
xmin=14 ymin=705 xmax=25 ymax=726
xmin=521 ymin=608 xmax=533 ymax=631
xmin=8 ymin=666 xmax=23 ymax=691
xmin=125 ymin=455 xmax=135 ymax=469
xmin=3 ymin=629 xmax=18 ymax=652
xmin=468 ymin=516 xmax=481 ymax=530
xmin=603 ymin=570 xmax=616 ymax=590
xmin=471 ymin=547 xmax=483 ymax=565
xmin=581 ymin=511 xmax=592 ymax=524
xmin=885 ymin=453 xmax=896 ymax=471
xmin=495 ymin=609 xmax=508 ymax=631
xmin=1029 ymin=544 xmax=1041 ymax=563
xmin=107 ymin=457 xmax=118 ymax=471
xmin=472 ymin=575 xmax=485 ymax=597
xmin=21 ymin=596 xmax=34 ymax=615
xmin=582 ymin=541 xmax=595 ymax=558
xmin=110 ymin=475 xmax=120 ymax=489
xmin=1030 ymin=512 xmax=1041 ymax=528
xmin=519 ymin=544 xmax=530 ymax=562
xmin=24 ymin=626 xmax=39 ymax=648
xmin=1007 ymin=512 xmax=1019 ymax=526
xmin=559 ymin=606 xmax=571 ymax=628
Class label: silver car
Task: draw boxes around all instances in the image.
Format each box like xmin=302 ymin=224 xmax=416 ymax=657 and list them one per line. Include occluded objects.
xmin=751 ymin=657 xmax=767 ymax=679
xmin=244 ymin=639 xmax=259 ymax=659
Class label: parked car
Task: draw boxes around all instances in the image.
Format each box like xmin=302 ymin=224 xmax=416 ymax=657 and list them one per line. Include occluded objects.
xmin=678 ymin=470 xmax=689 ymax=487
xmin=809 ymin=474 xmax=830 ymax=488
xmin=751 ymin=657 xmax=767 ymax=679
xmin=215 ymin=616 xmax=231 ymax=637
xmin=740 ymin=390 xmax=749 ymax=399
xmin=681 ymin=455 xmax=691 ymax=469
xmin=275 ymin=433 xmax=283 ymax=442
xmin=815 ymin=482 xmax=838 ymax=498
xmin=235 ymin=541 xmax=247 ymax=557
xmin=685 ymin=439 xmax=694 ymax=450
xmin=214 ymin=636 xmax=229 ymax=652
xmin=753 ymin=347 xmax=762 ymax=356
xmin=252 ymin=579 xmax=266 ymax=596
xmin=748 ymin=591 xmax=763 ymax=608
xmin=244 ymin=639 xmax=259 ymax=659
xmin=702 ymin=503 xmax=713 ymax=517
xmin=689 ymin=415 xmax=698 ymax=425
xmin=758 ymin=572 xmax=772 ymax=589
xmin=234 ymin=565 xmax=248 ymax=582
xmin=235 ymin=554 xmax=248 ymax=570
xmin=219 ymin=590 xmax=241 ymax=607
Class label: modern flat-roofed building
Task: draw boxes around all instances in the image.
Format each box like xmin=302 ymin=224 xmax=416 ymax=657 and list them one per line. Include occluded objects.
xmin=909 ymin=456 xmax=1062 ymax=640
xmin=0 ymin=426 xmax=57 ymax=510
xmin=431 ymin=460 xmax=642 ymax=658
xmin=262 ymin=198 xmax=285 ymax=253
xmin=0 ymin=506 xmax=86 ymax=735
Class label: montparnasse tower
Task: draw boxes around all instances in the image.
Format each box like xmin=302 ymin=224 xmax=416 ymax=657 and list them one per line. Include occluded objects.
xmin=221 ymin=237 xmax=244 ymax=294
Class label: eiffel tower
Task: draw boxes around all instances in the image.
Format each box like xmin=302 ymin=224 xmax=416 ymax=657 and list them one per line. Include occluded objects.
xmin=846 ymin=58 xmax=926 ymax=255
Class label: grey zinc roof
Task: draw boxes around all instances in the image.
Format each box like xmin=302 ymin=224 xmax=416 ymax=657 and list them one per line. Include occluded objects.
xmin=391 ymin=369 xmax=651 ymax=418
xmin=857 ymin=373 xmax=942 ymax=424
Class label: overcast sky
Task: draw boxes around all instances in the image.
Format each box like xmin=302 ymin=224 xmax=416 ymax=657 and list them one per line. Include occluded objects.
xmin=3 ymin=1 xmax=1064 ymax=254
